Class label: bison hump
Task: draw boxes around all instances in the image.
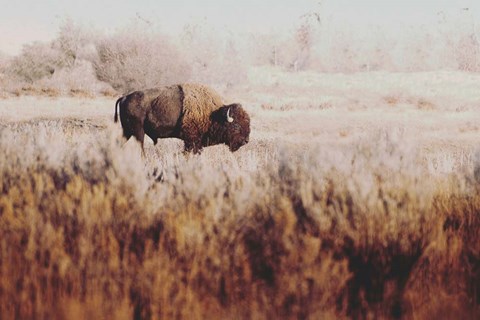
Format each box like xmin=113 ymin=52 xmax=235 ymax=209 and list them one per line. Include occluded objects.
xmin=180 ymin=83 xmax=224 ymax=134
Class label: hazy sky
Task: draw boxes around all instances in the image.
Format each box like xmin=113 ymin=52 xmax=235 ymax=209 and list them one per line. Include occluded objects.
xmin=0 ymin=0 xmax=477 ymax=55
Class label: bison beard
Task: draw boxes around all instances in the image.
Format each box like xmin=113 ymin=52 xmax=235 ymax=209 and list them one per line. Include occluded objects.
xmin=115 ymin=84 xmax=250 ymax=154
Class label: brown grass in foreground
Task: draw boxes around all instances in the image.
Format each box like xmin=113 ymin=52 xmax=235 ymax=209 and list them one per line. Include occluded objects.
xmin=0 ymin=120 xmax=479 ymax=319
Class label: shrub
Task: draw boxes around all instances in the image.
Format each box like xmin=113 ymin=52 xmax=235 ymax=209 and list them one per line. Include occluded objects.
xmin=94 ymin=28 xmax=191 ymax=93
xmin=38 ymin=59 xmax=113 ymax=96
xmin=7 ymin=42 xmax=65 ymax=83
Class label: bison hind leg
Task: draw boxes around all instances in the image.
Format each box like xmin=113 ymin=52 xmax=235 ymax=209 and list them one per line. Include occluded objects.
xmin=126 ymin=121 xmax=145 ymax=155
xmin=122 ymin=129 xmax=133 ymax=141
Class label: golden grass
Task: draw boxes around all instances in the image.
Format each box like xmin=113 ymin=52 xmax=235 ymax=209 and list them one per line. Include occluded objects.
xmin=0 ymin=116 xmax=479 ymax=319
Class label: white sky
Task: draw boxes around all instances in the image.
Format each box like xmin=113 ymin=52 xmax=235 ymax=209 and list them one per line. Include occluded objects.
xmin=0 ymin=0 xmax=477 ymax=55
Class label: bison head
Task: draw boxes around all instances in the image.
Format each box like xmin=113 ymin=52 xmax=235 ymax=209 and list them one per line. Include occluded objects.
xmin=207 ymin=103 xmax=250 ymax=151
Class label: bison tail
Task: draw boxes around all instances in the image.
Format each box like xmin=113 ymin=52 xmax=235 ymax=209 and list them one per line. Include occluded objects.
xmin=114 ymin=97 xmax=122 ymax=123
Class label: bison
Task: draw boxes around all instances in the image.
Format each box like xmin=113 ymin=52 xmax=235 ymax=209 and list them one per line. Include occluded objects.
xmin=114 ymin=83 xmax=250 ymax=154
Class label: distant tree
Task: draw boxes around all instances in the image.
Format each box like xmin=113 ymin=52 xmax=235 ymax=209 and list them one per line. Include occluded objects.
xmin=246 ymin=32 xmax=284 ymax=67
xmin=455 ymin=9 xmax=480 ymax=71
xmin=53 ymin=18 xmax=90 ymax=68
xmin=292 ymin=1 xmax=322 ymax=71
xmin=180 ymin=22 xmax=247 ymax=85
xmin=180 ymin=22 xmax=219 ymax=78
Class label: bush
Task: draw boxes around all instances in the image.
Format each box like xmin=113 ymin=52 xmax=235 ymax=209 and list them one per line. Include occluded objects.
xmin=7 ymin=42 xmax=66 ymax=83
xmin=2 ymin=20 xmax=110 ymax=96
xmin=38 ymin=60 xmax=113 ymax=96
xmin=94 ymin=28 xmax=191 ymax=93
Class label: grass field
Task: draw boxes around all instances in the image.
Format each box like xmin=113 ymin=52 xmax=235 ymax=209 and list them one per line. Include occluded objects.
xmin=0 ymin=68 xmax=479 ymax=319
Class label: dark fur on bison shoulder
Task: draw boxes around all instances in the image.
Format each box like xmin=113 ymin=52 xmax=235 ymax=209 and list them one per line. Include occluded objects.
xmin=114 ymin=84 xmax=250 ymax=154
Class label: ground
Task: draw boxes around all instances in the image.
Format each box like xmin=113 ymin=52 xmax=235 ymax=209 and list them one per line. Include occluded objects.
xmin=0 ymin=67 xmax=479 ymax=319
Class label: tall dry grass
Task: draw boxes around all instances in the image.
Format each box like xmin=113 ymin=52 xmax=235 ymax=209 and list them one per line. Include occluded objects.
xmin=0 ymin=119 xmax=479 ymax=319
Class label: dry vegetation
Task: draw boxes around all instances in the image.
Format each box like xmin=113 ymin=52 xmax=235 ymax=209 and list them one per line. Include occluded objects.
xmin=1 ymin=8 xmax=480 ymax=319
xmin=0 ymin=67 xmax=479 ymax=319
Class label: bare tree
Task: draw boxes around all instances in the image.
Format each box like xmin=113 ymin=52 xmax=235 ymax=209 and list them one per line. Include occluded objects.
xmin=292 ymin=1 xmax=322 ymax=71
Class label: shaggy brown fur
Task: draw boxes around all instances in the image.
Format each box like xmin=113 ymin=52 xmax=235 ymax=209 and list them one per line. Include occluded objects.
xmin=115 ymin=83 xmax=250 ymax=154
xmin=181 ymin=83 xmax=224 ymax=133
xmin=206 ymin=104 xmax=250 ymax=151
xmin=178 ymin=83 xmax=224 ymax=153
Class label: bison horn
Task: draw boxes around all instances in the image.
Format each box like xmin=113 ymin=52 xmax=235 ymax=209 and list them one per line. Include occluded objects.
xmin=227 ymin=107 xmax=234 ymax=123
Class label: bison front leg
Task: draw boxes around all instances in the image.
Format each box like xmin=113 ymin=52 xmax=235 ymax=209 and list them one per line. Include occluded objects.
xmin=181 ymin=125 xmax=203 ymax=154
xmin=183 ymin=139 xmax=203 ymax=155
